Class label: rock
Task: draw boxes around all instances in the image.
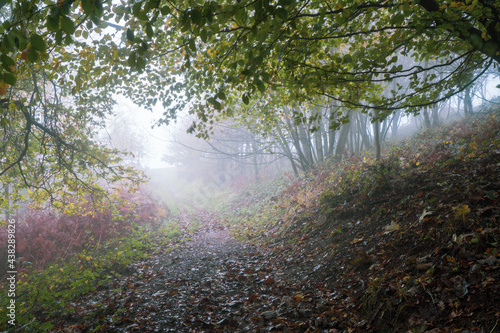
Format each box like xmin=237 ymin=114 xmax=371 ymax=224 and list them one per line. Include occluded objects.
xmin=416 ymin=262 xmax=433 ymax=271
xmin=262 ymin=310 xmax=277 ymax=320
xmin=298 ymin=308 xmax=313 ymax=318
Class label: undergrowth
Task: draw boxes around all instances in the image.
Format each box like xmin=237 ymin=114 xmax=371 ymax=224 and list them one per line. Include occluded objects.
xmin=0 ymin=184 xmax=193 ymax=332
xmin=0 ymin=226 xmax=160 ymax=331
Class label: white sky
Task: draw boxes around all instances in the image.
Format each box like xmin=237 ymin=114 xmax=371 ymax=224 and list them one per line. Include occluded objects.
xmin=113 ymin=96 xmax=172 ymax=169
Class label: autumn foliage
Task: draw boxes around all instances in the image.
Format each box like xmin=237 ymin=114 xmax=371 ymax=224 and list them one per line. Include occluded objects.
xmin=0 ymin=186 xmax=169 ymax=275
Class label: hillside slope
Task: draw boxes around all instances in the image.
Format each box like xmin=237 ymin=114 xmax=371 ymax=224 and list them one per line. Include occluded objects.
xmin=221 ymin=111 xmax=500 ymax=332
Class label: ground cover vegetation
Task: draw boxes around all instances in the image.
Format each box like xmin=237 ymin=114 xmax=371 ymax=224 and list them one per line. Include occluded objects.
xmin=0 ymin=185 xmax=186 ymax=331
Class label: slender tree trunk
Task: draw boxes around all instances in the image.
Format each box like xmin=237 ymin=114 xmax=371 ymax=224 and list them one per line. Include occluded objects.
xmin=457 ymin=94 xmax=462 ymax=118
xmin=334 ymin=110 xmax=353 ymax=160
xmin=322 ymin=122 xmax=329 ymax=159
xmin=358 ymin=113 xmax=372 ymax=149
xmin=464 ymin=87 xmax=473 ymax=116
xmin=422 ymin=108 xmax=432 ymax=129
xmin=431 ymin=104 xmax=440 ymax=127
xmin=251 ymin=134 xmax=260 ymax=182
xmin=283 ymin=107 xmax=309 ymax=171
xmin=327 ymin=105 xmax=338 ymax=157
xmin=391 ymin=110 xmax=401 ymax=138
xmin=314 ymin=124 xmax=324 ymax=163
xmin=373 ymin=110 xmax=381 ymax=160
xmin=297 ymin=121 xmax=314 ymax=165
xmin=4 ymin=185 xmax=10 ymax=222
xmin=276 ymin=122 xmax=299 ymax=176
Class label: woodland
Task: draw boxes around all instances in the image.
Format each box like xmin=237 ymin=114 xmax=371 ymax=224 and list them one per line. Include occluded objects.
xmin=0 ymin=0 xmax=500 ymax=332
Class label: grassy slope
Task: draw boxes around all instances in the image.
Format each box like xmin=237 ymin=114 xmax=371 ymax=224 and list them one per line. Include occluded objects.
xmin=221 ymin=110 xmax=500 ymax=332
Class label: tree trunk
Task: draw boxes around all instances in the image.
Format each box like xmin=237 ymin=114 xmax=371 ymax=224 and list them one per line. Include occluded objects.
xmin=358 ymin=113 xmax=372 ymax=149
xmin=276 ymin=122 xmax=299 ymax=176
xmin=391 ymin=110 xmax=401 ymax=138
xmin=297 ymin=120 xmax=314 ymax=165
xmin=314 ymin=125 xmax=324 ymax=163
xmin=373 ymin=111 xmax=381 ymax=160
xmin=327 ymin=104 xmax=338 ymax=157
xmin=422 ymin=108 xmax=432 ymax=129
xmin=431 ymin=104 xmax=440 ymax=127
xmin=334 ymin=110 xmax=353 ymax=161
xmin=464 ymin=87 xmax=473 ymax=116
xmin=251 ymin=134 xmax=260 ymax=182
xmin=283 ymin=107 xmax=309 ymax=171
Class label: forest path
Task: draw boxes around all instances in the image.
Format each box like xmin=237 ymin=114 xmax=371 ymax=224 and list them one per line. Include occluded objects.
xmin=133 ymin=227 xmax=266 ymax=332
xmin=78 ymin=220 xmax=326 ymax=333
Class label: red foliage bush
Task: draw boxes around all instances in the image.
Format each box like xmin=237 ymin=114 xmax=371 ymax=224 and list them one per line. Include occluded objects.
xmin=0 ymin=186 xmax=169 ymax=275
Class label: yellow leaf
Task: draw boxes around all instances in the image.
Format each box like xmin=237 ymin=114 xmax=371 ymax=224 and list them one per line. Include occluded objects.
xmin=384 ymin=222 xmax=400 ymax=233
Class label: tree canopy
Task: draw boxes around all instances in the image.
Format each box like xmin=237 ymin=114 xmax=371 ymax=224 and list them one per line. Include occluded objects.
xmin=1 ymin=0 xmax=499 ymax=209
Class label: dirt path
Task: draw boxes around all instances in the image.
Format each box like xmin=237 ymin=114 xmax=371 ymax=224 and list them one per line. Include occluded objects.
xmin=129 ymin=229 xmax=265 ymax=332
xmin=78 ymin=225 xmax=326 ymax=333
xmin=51 ymin=218 xmax=341 ymax=333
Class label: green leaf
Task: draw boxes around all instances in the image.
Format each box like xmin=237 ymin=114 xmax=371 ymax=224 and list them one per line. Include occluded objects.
xmin=242 ymin=94 xmax=249 ymax=105
xmin=217 ymin=91 xmax=226 ymax=100
xmin=31 ymin=34 xmax=46 ymax=52
xmin=180 ymin=11 xmax=191 ymax=31
xmin=145 ymin=23 xmax=154 ymax=38
xmin=190 ymin=9 xmax=202 ymax=25
xmin=132 ymin=2 xmax=142 ymax=16
xmin=47 ymin=16 xmax=59 ymax=32
xmin=200 ymin=29 xmax=208 ymax=42
xmin=81 ymin=0 xmax=93 ymax=15
xmin=137 ymin=10 xmax=148 ymax=21
xmin=126 ymin=28 xmax=135 ymax=42
xmin=208 ymin=97 xmax=221 ymax=110
xmin=137 ymin=56 xmax=146 ymax=70
xmin=61 ymin=16 xmax=75 ymax=35
xmin=56 ymin=30 xmax=63 ymax=45
xmin=2 ymin=72 xmax=17 ymax=85
xmin=160 ymin=5 xmax=171 ymax=15
xmin=275 ymin=8 xmax=287 ymax=20
xmin=1 ymin=54 xmax=16 ymax=70
xmin=0 ymin=33 xmax=14 ymax=53
xmin=128 ymin=52 xmax=136 ymax=67
xmin=255 ymin=79 xmax=266 ymax=93
xmin=189 ymin=39 xmax=196 ymax=52
xmin=27 ymin=47 xmax=38 ymax=63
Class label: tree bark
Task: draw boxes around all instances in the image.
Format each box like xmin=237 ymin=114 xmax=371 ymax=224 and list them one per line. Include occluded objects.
xmin=373 ymin=110 xmax=381 ymax=160
xmin=335 ymin=110 xmax=353 ymax=161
